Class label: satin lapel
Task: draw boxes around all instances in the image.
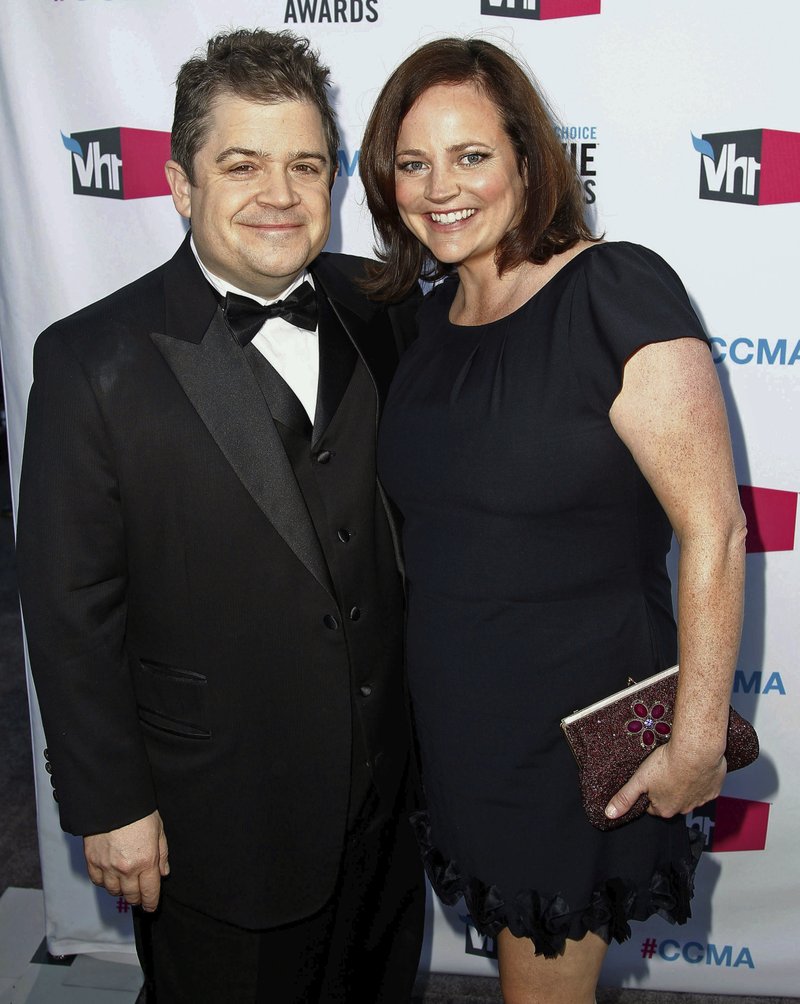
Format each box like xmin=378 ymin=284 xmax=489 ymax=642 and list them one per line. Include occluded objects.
xmin=150 ymin=309 xmax=334 ymax=599
xmin=310 ymin=260 xmax=399 ymax=418
xmin=312 ymin=293 xmax=356 ymax=446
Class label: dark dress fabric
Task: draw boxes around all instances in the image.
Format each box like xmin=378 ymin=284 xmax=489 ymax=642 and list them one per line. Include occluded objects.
xmin=377 ymin=242 xmax=707 ymax=957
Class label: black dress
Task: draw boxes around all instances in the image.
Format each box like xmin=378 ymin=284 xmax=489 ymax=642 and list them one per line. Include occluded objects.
xmin=378 ymin=243 xmax=706 ymax=957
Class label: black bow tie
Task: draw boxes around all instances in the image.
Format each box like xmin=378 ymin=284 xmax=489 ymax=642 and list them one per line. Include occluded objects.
xmin=223 ymin=281 xmax=318 ymax=346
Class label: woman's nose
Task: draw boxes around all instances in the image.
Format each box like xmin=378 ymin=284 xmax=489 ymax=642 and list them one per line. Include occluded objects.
xmin=424 ymin=166 xmax=460 ymax=204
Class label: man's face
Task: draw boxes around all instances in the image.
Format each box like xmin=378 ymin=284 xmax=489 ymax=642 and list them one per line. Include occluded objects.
xmin=167 ymin=93 xmax=333 ymax=299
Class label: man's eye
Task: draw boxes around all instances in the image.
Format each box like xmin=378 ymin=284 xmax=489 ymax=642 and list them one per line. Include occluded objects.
xmin=294 ymin=163 xmax=320 ymax=174
xmin=229 ymin=163 xmax=255 ymax=174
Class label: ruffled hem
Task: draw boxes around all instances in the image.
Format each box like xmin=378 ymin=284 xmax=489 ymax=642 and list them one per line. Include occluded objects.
xmin=411 ymin=810 xmax=703 ymax=959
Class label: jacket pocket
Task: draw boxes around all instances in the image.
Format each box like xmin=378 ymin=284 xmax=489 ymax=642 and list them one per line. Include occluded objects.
xmin=137 ymin=705 xmax=211 ymax=740
xmin=133 ymin=658 xmax=210 ymax=738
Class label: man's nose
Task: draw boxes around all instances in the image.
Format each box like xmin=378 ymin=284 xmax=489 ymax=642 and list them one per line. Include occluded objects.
xmin=255 ymin=168 xmax=300 ymax=209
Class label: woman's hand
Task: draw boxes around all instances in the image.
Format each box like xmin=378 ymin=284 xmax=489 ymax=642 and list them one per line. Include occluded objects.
xmin=605 ymin=742 xmax=727 ymax=821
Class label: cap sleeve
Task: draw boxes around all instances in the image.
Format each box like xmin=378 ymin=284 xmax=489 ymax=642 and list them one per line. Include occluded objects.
xmin=568 ymin=242 xmax=710 ymax=414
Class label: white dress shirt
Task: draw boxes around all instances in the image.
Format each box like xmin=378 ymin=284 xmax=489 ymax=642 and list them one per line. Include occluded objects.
xmin=191 ymin=237 xmax=319 ymax=423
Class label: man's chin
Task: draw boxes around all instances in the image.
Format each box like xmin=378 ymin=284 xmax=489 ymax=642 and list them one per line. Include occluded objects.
xmin=246 ymin=249 xmax=314 ymax=279
xmin=235 ymin=260 xmax=316 ymax=297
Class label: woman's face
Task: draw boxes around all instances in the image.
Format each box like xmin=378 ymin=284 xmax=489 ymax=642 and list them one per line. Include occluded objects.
xmin=394 ymin=81 xmax=525 ymax=275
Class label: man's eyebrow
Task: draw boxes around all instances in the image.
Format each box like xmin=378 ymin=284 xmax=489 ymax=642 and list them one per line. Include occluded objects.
xmin=215 ymin=147 xmax=329 ymax=165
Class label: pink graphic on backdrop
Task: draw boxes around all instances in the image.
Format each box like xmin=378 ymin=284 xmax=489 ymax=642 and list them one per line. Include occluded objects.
xmin=738 ymin=485 xmax=797 ymax=553
xmin=712 ymin=796 xmax=771 ymax=852
xmin=118 ymin=128 xmax=172 ymax=199
xmin=538 ymin=0 xmax=600 ymax=17
xmin=758 ymin=130 xmax=800 ymax=204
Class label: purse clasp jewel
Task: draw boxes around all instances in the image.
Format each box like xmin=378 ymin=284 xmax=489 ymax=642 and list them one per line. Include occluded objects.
xmin=625 ymin=701 xmax=672 ymax=750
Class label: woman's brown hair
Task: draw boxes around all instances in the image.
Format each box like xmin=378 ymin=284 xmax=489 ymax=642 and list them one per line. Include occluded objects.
xmin=360 ymin=37 xmax=597 ymax=301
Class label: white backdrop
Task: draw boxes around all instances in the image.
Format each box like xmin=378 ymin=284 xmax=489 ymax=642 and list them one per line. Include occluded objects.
xmin=1 ymin=0 xmax=797 ymax=995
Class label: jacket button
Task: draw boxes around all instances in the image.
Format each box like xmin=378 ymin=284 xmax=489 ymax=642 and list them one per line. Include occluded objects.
xmin=52 ymin=790 xmax=59 ymax=803
xmin=43 ymin=748 xmax=50 ymax=761
xmin=323 ymin=614 xmax=339 ymax=630
xmin=44 ymin=762 xmax=53 ymax=775
xmin=316 ymin=450 xmax=332 ymax=464
xmin=337 ymin=528 xmax=351 ymax=543
xmin=349 ymin=606 xmax=361 ymax=621
xmin=359 ymin=685 xmax=372 ymax=697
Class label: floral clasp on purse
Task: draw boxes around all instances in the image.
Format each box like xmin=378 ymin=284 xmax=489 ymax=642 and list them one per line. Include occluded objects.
xmin=625 ymin=700 xmax=672 ymax=750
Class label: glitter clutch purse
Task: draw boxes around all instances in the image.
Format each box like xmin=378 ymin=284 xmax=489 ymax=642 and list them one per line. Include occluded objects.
xmin=560 ymin=664 xmax=759 ymax=831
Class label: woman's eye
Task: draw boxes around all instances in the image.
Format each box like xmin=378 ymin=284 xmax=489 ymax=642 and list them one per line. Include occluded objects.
xmin=462 ymin=152 xmax=486 ymax=166
xmin=397 ymin=161 xmax=426 ymax=174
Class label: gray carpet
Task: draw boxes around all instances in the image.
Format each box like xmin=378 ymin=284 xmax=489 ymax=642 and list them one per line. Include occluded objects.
xmin=412 ymin=975 xmax=794 ymax=1004
xmin=412 ymin=974 xmax=795 ymax=1004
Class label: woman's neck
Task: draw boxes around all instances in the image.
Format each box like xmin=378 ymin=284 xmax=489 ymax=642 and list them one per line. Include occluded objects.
xmin=449 ymin=240 xmax=596 ymax=326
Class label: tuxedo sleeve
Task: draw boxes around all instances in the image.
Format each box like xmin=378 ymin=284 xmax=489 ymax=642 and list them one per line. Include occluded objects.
xmin=386 ymin=281 xmax=423 ymax=355
xmin=16 ymin=327 xmax=157 ymax=836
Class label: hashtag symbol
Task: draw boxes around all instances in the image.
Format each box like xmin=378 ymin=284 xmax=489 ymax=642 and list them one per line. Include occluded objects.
xmin=641 ymin=938 xmax=657 ymax=959
xmin=116 ymin=897 xmax=130 ymax=913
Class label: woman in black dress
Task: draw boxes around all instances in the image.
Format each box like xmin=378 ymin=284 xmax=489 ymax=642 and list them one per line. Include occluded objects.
xmin=360 ymin=39 xmax=746 ymax=1003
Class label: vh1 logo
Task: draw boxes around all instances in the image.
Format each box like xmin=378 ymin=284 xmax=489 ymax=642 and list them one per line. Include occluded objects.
xmin=687 ymin=796 xmax=770 ymax=852
xmin=61 ymin=127 xmax=171 ymax=200
xmin=481 ymin=0 xmax=601 ymax=19
xmin=693 ymin=129 xmax=800 ymax=205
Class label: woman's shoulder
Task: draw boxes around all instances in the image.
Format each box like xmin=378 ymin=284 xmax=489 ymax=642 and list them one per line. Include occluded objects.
xmin=564 ymin=241 xmax=708 ymax=414
xmin=568 ymin=240 xmax=702 ymax=330
xmin=566 ymin=241 xmax=689 ymax=296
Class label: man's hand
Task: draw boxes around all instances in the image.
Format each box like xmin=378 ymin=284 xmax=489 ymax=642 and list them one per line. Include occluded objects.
xmin=84 ymin=810 xmax=169 ymax=912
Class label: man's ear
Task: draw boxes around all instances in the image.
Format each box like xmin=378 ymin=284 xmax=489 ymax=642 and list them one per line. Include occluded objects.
xmin=165 ymin=160 xmax=192 ymax=219
xmin=329 ymin=163 xmax=338 ymax=191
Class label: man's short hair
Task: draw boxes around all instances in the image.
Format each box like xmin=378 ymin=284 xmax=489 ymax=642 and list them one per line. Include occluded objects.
xmin=171 ymin=28 xmax=340 ymax=185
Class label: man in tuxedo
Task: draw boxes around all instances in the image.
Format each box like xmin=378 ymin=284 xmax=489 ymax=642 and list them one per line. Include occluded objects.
xmin=16 ymin=29 xmax=424 ymax=1003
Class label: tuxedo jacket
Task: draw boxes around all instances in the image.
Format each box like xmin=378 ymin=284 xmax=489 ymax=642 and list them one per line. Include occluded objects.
xmin=16 ymin=235 xmax=420 ymax=929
